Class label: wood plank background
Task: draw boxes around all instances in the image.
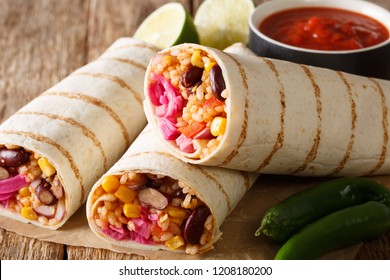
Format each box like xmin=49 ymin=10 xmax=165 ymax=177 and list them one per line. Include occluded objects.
xmin=1 ymin=0 xmax=390 ymax=260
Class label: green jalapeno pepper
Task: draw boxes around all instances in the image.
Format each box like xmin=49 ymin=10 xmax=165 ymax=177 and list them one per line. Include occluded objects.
xmin=255 ymin=177 xmax=390 ymax=242
xmin=274 ymin=201 xmax=390 ymax=260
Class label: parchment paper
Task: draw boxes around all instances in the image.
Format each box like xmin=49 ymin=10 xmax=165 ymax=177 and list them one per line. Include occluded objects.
xmin=1 ymin=174 xmax=382 ymax=260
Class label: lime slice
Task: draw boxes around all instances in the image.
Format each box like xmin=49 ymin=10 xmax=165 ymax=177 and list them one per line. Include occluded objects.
xmin=194 ymin=0 xmax=255 ymax=50
xmin=133 ymin=2 xmax=199 ymax=49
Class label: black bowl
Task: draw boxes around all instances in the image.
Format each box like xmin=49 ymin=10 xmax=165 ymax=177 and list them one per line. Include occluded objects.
xmin=248 ymin=0 xmax=390 ymax=80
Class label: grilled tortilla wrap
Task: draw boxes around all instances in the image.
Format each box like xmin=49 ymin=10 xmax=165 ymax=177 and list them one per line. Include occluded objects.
xmin=143 ymin=43 xmax=390 ymax=176
xmin=87 ymin=126 xmax=258 ymax=254
xmin=0 ymin=38 xmax=158 ymax=229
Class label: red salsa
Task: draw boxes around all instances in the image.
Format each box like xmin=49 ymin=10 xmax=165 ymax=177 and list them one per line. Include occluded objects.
xmin=259 ymin=7 xmax=389 ymax=51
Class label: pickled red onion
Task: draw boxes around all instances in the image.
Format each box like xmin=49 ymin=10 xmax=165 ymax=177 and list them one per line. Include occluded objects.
xmin=0 ymin=192 xmax=15 ymax=201
xmin=0 ymin=174 xmax=28 ymax=201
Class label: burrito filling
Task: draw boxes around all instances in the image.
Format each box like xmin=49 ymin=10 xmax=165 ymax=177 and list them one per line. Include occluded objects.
xmin=147 ymin=47 xmax=227 ymax=159
xmin=90 ymin=172 xmax=214 ymax=254
xmin=0 ymin=145 xmax=65 ymax=226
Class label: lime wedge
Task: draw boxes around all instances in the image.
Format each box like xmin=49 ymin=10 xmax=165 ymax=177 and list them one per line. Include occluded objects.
xmin=194 ymin=0 xmax=255 ymax=50
xmin=133 ymin=2 xmax=199 ymax=49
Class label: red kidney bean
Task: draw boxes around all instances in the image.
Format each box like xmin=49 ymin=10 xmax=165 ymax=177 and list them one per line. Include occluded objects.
xmin=180 ymin=66 xmax=203 ymax=88
xmin=174 ymin=188 xmax=186 ymax=199
xmin=36 ymin=179 xmax=57 ymax=205
xmin=209 ymin=64 xmax=226 ymax=101
xmin=183 ymin=205 xmax=211 ymax=244
xmin=0 ymin=148 xmax=31 ymax=168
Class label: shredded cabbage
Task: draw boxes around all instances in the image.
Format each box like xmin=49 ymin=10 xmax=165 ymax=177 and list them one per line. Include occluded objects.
xmin=160 ymin=118 xmax=180 ymax=140
xmin=149 ymin=74 xmax=186 ymax=140
xmin=176 ymin=134 xmax=195 ymax=153
xmin=102 ymin=223 xmax=155 ymax=245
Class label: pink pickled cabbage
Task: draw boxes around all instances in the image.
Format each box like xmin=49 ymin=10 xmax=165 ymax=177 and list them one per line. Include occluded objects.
xmin=159 ymin=95 xmax=168 ymax=105
xmin=139 ymin=205 xmax=149 ymax=221
xmin=150 ymin=75 xmax=184 ymax=118
xmin=101 ymin=204 xmax=158 ymax=245
xmin=176 ymin=134 xmax=195 ymax=153
xmin=109 ymin=224 xmax=126 ymax=235
xmin=160 ymin=118 xmax=180 ymax=140
xmin=148 ymin=81 xmax=164 ymax=106
xmin=0 ymin=174 xmax=28 ymax=201
xmin=102 ymin=226 xmax=155 ymax=244
xmin=148 ymin=74 xmax=186 ymax=140
xmin=156 ymin=104 xmax=168 ymax=117
xmin=148 ymin=213 xmax=159 ymax=222
xmin=130 ymin=218 xmax=152 ymax=240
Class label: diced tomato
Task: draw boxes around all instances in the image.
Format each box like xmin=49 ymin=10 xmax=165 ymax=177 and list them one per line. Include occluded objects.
xmin=178 ymin=121 xmax=206 ymax=138
xmin=202 ymin=97 xmax=224 ymax=109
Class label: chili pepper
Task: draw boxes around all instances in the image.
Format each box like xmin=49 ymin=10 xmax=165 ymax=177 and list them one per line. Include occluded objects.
xmin=274 ymin=201 xmax=390 ymax=260
xmin=255 ymin=177 xmax=390 ymax=242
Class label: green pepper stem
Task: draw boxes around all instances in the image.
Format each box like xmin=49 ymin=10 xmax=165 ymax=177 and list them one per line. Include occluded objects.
xmin=255 ymin=226 xmax=263 ymax=237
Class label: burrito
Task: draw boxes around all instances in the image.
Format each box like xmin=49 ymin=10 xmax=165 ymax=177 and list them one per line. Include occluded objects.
xmin=143 ymin=43 xmax=390 ymax=176
xmin=86 ymin=126 xmax=258 ymax=254
xmin=0 ymin=38 xmax=158 ymax=229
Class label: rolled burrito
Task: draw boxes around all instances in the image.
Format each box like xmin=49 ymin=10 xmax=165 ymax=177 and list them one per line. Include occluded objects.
xmin=86 ymin=125 xmax=258 ymax=254
xmin=0 ymin=38 xmax=158 ymax=229
xmin=143 ymin=43 xmax=390 ymax=176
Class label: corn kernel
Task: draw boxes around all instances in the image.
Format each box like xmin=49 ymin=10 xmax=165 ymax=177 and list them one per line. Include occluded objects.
xmin=167 ymin=205 xmax=188 ymax=219
xmin=18 ymin=186 xmax=30 ymax=197
xmin=170 ymin=217 xmax=184 ymax=226
xmin=123 ymin=203 xmax=140 ymax=218
xmin=37 ymin=157 xmax=56 ymax=177
xmin=204 ymin=62 xmax=216 ymax=72
xmin=165 ymin=235 xmax=185 ymax=250
xmin=102 ymin=175 xmax=120 ymax=193
xmin=163 ymin=55 xmax=173 ymax=66
xmin=115 ymin=185 xmax=136 ymax=204
xmin=210 ymin=116 xmax=227 ymax=137
xmin=21 ymin=206 xmax=38 ymax=220
xmin=191 ymin=50 xmax=204 ymax=68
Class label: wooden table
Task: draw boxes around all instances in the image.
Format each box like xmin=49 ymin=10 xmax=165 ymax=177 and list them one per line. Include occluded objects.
xmin=1 ymin=0 xmax=390 ymax=260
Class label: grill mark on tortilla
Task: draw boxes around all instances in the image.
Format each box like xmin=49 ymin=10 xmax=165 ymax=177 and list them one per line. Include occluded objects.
xmin=72 ymin=72 xmax=143 ymax=105
xmin=99 ymin=57 xmax=147 ymax=71
xmin=291 ymin=65 xmax=322 ymax=175
xmin=106 ymin=43 xmax=160 ymax=53
xmin=220 ymin=54 xmax=248 ymax=166
xmin=41 ymin=91 xmax=130 ymax=147
xmin=330 ymin=72 xmax=357 ymax=175
xmin=241 ymin=171 xmax=251 ymax=191
xmin=256 ymin=58 xmax=285 ymax=172
xmin=16 ymin=111 xmax=108 ymax=170
xmin=122 ymin=151 xmax=232 ymax=211
xmin=0 ymin=130 xmax=85 ymax=204
xmin=367 ymin=78 xmax=388 ymax=175
xmin=191 ymin=165 xmax=232 ymax=211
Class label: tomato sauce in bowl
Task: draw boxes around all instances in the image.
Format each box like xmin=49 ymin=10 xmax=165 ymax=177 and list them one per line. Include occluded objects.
xmin=259 ymin=7 xmax=389 ymax=51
